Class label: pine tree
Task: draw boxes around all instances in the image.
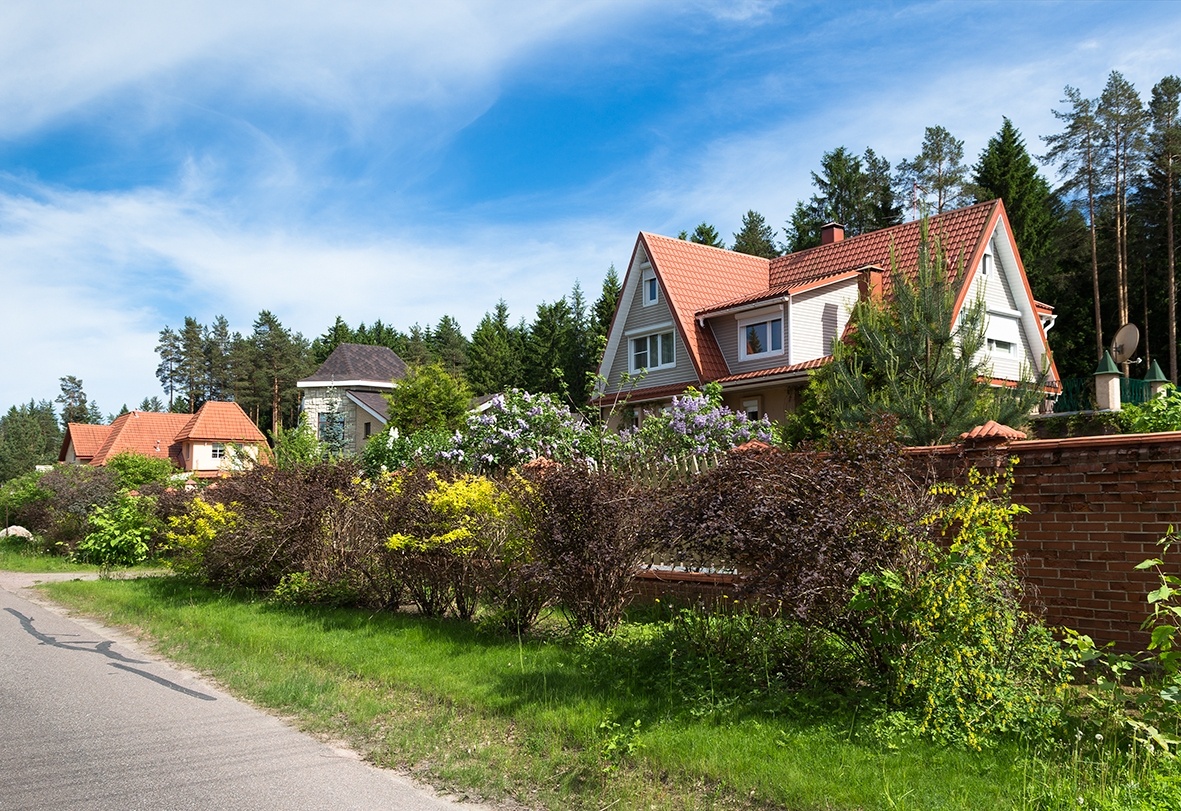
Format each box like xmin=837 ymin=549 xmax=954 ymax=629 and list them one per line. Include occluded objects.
xmin=1098 ymin=71 xmax=1150 ymax=333
xmin=1149 ymin=76 xmax=1181 ymax=381
xmin=731 ymin=210 xmax=780 ymax=258
xmin=897 ymin=126 xmax=968 ymax=214
xmin=56 ymin=376 xmax=92 ymax=427
xmin=178 ymin=316 xmax=208 ymax=412
xmin=811 ymin=217 xmax=1043 ymax=444
xmin=1043 ymin=85 xmax=1105 ymax=360
xmin=206 ymin=315 xmax=235 ymax=401
xmin=154 ymin=326 xmax=181 ymax=411
xmin=245 ymin=310 xmax=310 ymax=433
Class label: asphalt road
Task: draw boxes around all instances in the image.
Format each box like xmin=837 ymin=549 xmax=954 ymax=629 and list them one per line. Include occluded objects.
xmin=0 ymin=574 xmax=489 ymax=811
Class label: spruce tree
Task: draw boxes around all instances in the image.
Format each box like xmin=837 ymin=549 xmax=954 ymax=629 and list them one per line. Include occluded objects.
xmin=686 ymin=222 xmax=726 ymax=247
xmin=972 ymin=118 xmax=1056 ymax=294
xmin=731 ymin=210 xmax=780 ymax=258
xmin=467 ymin=301 xmax=523 ymax=395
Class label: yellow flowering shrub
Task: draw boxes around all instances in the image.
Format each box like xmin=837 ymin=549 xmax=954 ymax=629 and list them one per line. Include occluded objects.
xmin=165 ymin=498 xmax=239 ymax=577
xmin=853 ymin=462 xmax=1067 ymax=748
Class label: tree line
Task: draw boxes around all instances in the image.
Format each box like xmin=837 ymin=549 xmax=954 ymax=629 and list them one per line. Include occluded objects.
xmin=690 ymin=71 xmax=1180 ymax=384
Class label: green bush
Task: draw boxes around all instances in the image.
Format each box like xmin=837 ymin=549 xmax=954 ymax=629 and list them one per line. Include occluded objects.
xmin=0 ymin=470 xmax=49 ymax=527
xmin=76 ymin=494 xmax=157 ymax=567
xmin=105 ymin=452 xmax=180 ymax=491
xmin=850 ymin=463 xmax=1067 ymax=749
xmin=1121 ymin=385 xmax=1181 ymax=433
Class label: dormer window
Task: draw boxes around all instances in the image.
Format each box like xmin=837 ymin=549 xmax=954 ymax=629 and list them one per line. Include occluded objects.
xmin=642 ymin=270 xmax=658 ymax=306
xmin=738 ymin=309 xmax=785 ymax=361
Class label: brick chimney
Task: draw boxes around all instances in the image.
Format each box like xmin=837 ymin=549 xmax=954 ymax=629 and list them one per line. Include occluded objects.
xmin=858 ymin=264 xmax=884 ymax=301
xmin=820 ymin=222 xmax=844 ymax=244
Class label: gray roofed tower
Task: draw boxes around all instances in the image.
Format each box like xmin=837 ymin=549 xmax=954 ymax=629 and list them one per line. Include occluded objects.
xmin=299 ymin=343 xmax=408 ymax=385
xmin=297 ymin=344 xmax=409 ymax=455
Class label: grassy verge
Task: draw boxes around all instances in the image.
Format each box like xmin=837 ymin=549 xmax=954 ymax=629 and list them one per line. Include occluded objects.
xmin=0 ymin=536 xmax=99 ymax=573
xmin=35 ymin=575 xmax=1154 ymax=811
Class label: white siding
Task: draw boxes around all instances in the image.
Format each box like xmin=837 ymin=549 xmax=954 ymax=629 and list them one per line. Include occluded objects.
xmin=788 ymin=280 xmax=859 ymax=363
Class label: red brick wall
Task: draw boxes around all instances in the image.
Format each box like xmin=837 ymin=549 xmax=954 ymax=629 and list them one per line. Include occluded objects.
xmin=632 ymin=432 xmax=1181 ymax=650
xmin=989 ymin=433 xmax=1180 ymax=649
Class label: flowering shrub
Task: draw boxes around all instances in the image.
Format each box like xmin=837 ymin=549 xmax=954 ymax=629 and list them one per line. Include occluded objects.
xmin=445 ymin=389 xmax=592 ymax=473
xmin=362 ymin=427 xmax=455 ymax=475
xmin=614 ymin=384 xmax=773 ymax=464
xmin=851 ymin=463 xmax=1067 ymax=749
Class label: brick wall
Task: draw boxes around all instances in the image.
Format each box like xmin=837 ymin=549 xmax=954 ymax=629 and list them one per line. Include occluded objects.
xmin=920 ymin=432 xmax=1181 ymax=649
xmin=631 ymin=432 xmax=1181 ymax=650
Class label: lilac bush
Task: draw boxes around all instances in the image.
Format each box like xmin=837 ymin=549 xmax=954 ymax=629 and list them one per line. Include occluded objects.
xmin=444 ymin=389 xmax=593 ymax=473
xmin=615 ymin=383 xmax=774 ymax=463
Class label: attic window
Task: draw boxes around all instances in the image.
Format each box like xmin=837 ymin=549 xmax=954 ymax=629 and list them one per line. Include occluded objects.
xmin=642 ymin=271 xmax=658 ymax=306
xmin=738 ymin=313 xmax=784 ymax=360
xmin=981 ymin=253 xmax=992 ymax=277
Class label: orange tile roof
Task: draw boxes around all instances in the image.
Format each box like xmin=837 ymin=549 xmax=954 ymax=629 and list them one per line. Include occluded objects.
xmin=60 ymin=423 xmax=112 ymax=462
xmin=640 ymin=233 xmax=769 ymax=380
xmin=176 ymin=401 xmax=267 ymax=443
xmin=90 ymin=412 xmax=193 ymax=466
xmin=767 ymin=201 xmax=996 ymax=298
xmin=959 ymin=420 xmax=1027 ymax=443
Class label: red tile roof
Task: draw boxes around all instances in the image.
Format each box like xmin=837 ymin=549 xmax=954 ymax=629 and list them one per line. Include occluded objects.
xmin=713 ymin=356 xmax=831 ymax=384
xmin=767 ymin=201 xmax=996 ymax=300
xmin=90 ymin=412 xmax=193 ymax=466
xmin=60 ymin=423 xmax=112 ymax=462
xmin=640 ymin=233 xmax=768 ymax=380
xmin=176 ymin=401 xmax=267 ymax=443
xmin=625 ymin=200 xmax=1045 ymax=395
xmin=959 ymin=420 xmax=1027 ymax=443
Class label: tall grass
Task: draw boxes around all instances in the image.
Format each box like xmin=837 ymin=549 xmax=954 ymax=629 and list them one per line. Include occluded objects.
xmin=35 ymin=576 xmax=1144 ymax=811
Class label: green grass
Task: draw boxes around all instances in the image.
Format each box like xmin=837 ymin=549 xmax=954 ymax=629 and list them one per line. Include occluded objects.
xmin=36 ymin=575 xmax=1163 ymax=811
xmin=0 ymin=536 xmax=99 ymax=573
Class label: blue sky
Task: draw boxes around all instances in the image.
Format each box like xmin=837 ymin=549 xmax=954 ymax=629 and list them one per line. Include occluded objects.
xmin=2 ymin=0 xmax=1180 ymax=414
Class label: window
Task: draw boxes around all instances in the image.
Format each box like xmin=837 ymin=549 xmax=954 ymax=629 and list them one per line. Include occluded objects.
xmin=364 ymin=421 xmax=372 ymax=439
xmin=742 ymin=398 xmax=762 ymax=421
xmin=987 ymin=338 xmax=1015 ymax=356
xmin=739 ymin=316 xmax=783 ymax=360
xmin=211 ymin=443 xmax=226 ymax=460
xmin=630 ymin=331 xmax=675 ymax=372
xmin=642 ymin=271 xmax=658 ymax=306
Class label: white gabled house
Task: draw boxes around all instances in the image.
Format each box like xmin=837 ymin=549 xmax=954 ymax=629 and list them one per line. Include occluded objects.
xmin=594 ymin=199 xmax=1059 ymax=424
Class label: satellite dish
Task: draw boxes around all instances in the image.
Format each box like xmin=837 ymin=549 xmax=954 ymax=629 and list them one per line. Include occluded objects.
xmin=1110 ymin=323 xmax=1140 ymax=365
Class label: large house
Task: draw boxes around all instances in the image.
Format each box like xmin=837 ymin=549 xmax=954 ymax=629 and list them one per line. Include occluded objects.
xmin=594 ymin=200 xmax=1058 ymax=424
xmin=297 ymin=343 xmax=408 ymax=455
xmin=59 ymin=401 xmax=268 ymax=478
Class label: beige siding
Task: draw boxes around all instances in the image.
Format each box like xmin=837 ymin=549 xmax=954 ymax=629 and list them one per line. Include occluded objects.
xmin=604 ymin=265 xmax=698 ymax=391
xmin=788 ymin=281 xmax=858 ymax=363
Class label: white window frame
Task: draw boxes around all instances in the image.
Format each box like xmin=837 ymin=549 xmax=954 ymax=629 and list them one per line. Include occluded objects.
xmin=629 ymin=330 xmax=676 ymax=373
xmin=641 ymin=269 xmax=659 ymax=307
xmin=742 ymin=397 xmax=762 ymax=421
xmin=986 ymin=311 xmax=1022 ymax=358
xmin=211 ymin=442 xmax=226 ymax=460
xmin=737 ymin=306 xmax=786 ymax=361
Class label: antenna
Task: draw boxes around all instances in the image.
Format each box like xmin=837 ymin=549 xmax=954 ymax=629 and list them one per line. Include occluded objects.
xmin=1110 ymin=323 xmax=1141 ymax=365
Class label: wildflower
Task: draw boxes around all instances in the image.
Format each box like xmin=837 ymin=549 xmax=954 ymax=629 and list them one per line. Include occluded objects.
xmin=1095 ymin=733 xmax=1103 ymax=743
